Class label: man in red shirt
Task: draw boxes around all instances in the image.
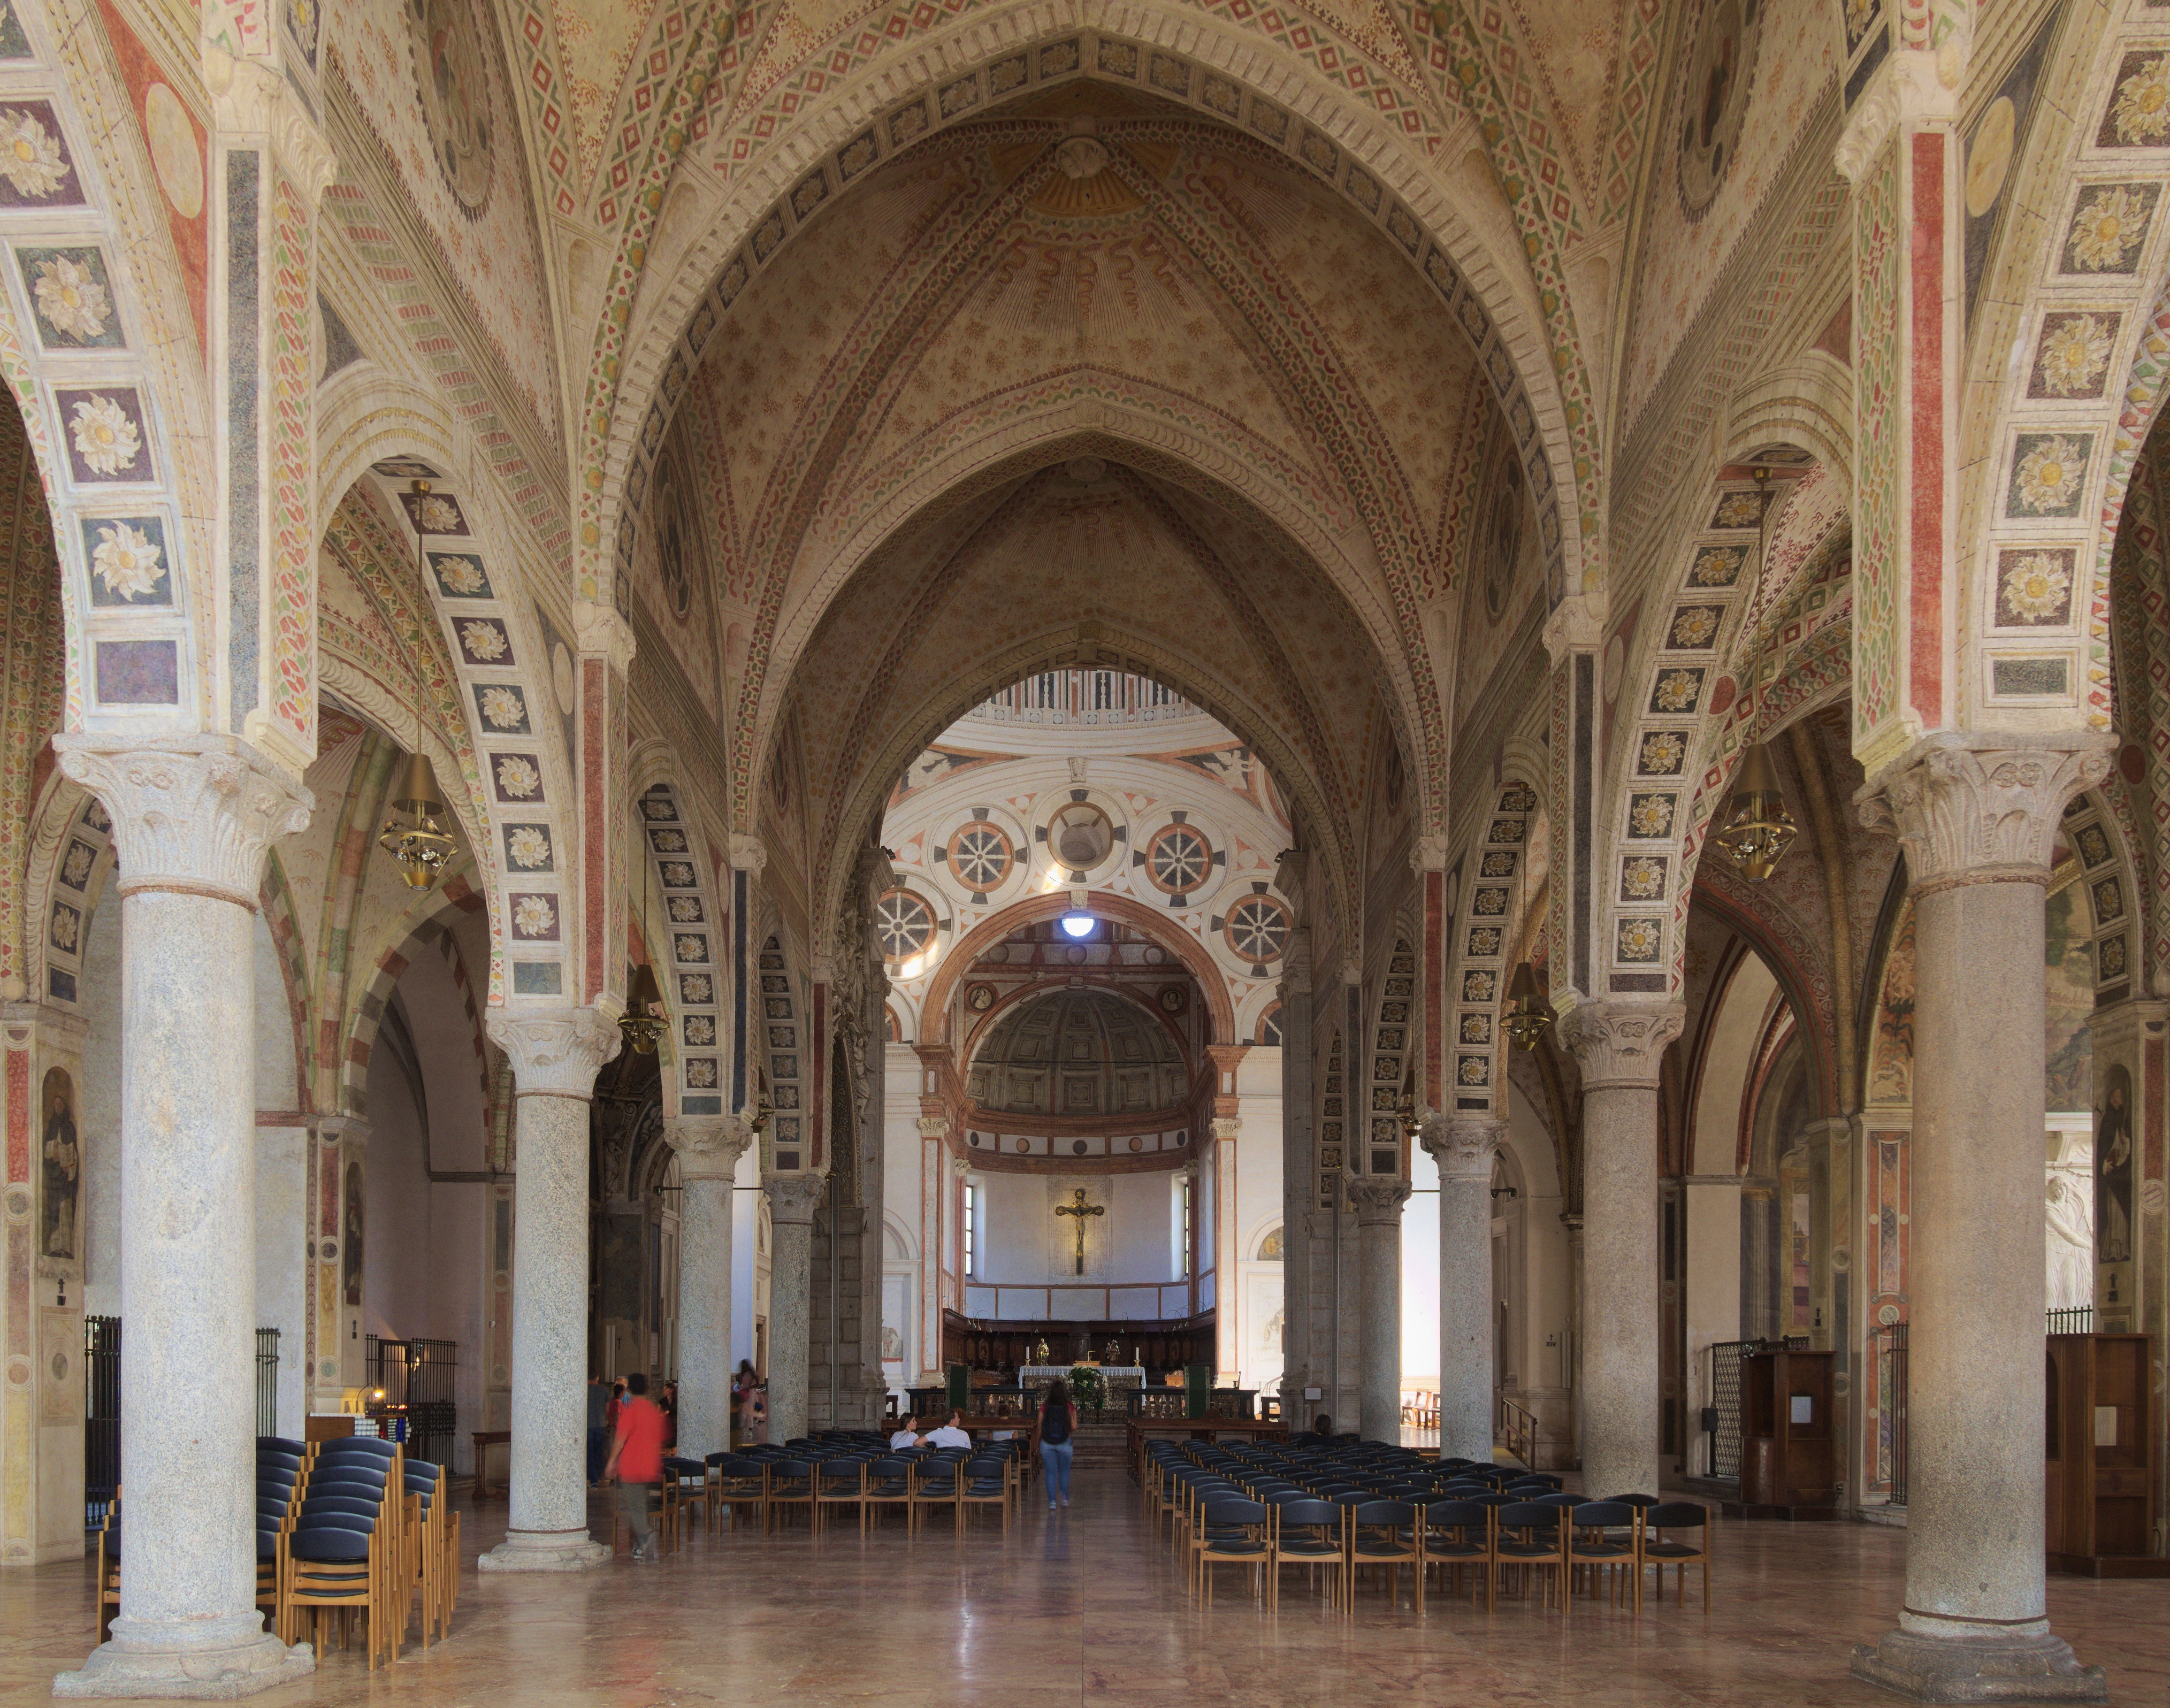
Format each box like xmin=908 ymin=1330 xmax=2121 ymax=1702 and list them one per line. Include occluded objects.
xmin=603 ymin=1371 xmax=667 ymax=1561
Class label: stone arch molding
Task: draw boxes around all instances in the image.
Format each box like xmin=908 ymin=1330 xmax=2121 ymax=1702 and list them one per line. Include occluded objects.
xmin=1596 ymin=456 xmax=1853 ymax=996
xmin=623 ymin=754 xmax=729 ymax=1118
xmin=583 ymin=9 xmax=1584 ymax=617
xmin=1444 ymin=775 xmax=1542 ymax=1119
xmin=333 ymin=456 xmax=577 ymax=1007
xmin=0 ymin=5 xmax=222 ymax=739
xmin=1947 ymin=5 xmax=2170 ymax=739
xmin=813 ymin=620 xmax=1356 ymax=991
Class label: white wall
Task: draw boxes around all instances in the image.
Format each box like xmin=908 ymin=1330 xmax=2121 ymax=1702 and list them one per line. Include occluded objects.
xmin=1401 ymin=1138 xmax=1440 ymax=1391
xmin=1233 ymin=1050 xmax=1284 ymax=1389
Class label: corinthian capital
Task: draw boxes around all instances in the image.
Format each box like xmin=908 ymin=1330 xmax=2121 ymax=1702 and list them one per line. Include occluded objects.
xmin=1856 ymin=732 xmax=2114 ymax=889
xmin=765 ymin=1172 xmax=826 ymax=1222
xmin=55 ymin=736 xmax=312 ymax=909
xmin=1345 ymin=1176 xmax=1412 ymax=1223
xmin=1421 ymin=1115 xmax=1504 ymax=1182
xmin=664 ymin=1114 xmax=754 ymax=1181
xmin=487 ymin=1007 xmax=621 ymax=1097
xmin=1560 ymin=999 xmax=1685 ymax=1089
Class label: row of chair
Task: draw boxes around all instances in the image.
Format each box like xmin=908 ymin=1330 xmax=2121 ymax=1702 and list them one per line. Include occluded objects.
xmin=1146 ymin=1439 xmax=1711 ymax=1613
xmin=609 ymin=1435 xmax=1036 ymax=1553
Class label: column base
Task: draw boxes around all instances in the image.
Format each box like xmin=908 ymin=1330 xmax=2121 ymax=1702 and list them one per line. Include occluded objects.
xmin=1851 ymin=1629 xmax=2108 ymax=1703
xmin=478 ymin=1528 xmax=609 ymax=1573
xmin=54 ymin=1627 xmax=313 ymax=1700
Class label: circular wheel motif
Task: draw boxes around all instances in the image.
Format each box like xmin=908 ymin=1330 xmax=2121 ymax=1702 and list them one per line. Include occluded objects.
xmin=949 ymin=823 xmax=1012 ymax=891
xmin=876 ymin=889 xmax=936 ymax=962
xmin=1147 ymin=824 xmax=1212 ymax=895
xmin=1224 ymin=894 xmax=1290 ymax=964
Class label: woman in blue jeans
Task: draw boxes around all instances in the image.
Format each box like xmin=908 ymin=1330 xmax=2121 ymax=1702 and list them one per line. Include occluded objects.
xmin=1039 ymin=1376 xmax=1076 ymax=1512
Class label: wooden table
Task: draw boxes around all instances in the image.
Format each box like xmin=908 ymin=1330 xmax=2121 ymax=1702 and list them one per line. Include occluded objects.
xmin=470 ymin=1430 xmax=510 ymax=1501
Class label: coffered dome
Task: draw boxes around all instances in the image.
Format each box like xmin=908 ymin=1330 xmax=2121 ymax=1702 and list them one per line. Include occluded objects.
xmin=967 ymin=989 xmax=1188 ymax=1118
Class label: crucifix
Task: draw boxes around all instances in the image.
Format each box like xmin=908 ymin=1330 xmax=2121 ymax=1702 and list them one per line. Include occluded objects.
xmin=1055 ymin=1186 xmax=1104 ymax=1276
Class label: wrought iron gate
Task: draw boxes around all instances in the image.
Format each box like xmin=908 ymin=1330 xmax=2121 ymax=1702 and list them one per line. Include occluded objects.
xmin=1706 ymin=1339 xmax=1749 ymax=1480
xmin=83 ymin=1315 xmax=119 ymax=1529
xmin=364 ymin=1336 xmax=459 ymax=1465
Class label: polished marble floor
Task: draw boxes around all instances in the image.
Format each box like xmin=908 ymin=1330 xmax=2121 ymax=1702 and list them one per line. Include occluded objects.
xmin=5 ymin=1472 xmax=2168 ymax=1706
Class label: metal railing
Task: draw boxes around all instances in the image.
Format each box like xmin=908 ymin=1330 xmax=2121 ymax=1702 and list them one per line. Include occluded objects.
xmin=2046 ymin=1305 xmax=2094 ymax=1335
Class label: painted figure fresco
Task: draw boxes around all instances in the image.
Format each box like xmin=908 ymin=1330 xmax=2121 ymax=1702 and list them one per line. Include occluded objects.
xmin=2097 ymin=1066 xmax=2133 ymax=1267
xmin=41 ymin=1066 xmax=77 ymax=1261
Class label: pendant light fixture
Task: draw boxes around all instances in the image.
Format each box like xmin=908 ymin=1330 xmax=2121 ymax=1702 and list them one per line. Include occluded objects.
xmin=1710 ymin=742 xmax=1798 ymax=881
xmin=378 ymin=482 xmax=459 ymax=890
xmin=619 ymin=829 xmax=668 ymax=1055
xmin=1503 ymin=960 xmax=1555 ymax=1051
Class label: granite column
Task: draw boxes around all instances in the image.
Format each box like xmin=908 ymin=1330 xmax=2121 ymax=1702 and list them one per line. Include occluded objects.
xmin=479 ymin=1009 xmax=619 ymax=1573
xmin=1561 ymin=1000 xmax=1683 ymax=1503
xmin=764 ymin=1173 xmax=826 ymax=1445
xmin=51 ymin=739 xmax=314 ymax=1698
xmin=1851 ymin=734 xmax=2110 ymax=1702
xmin=667 ymin=1115 xmax=753 ymax=1459
xmin=1424 ymin=1116 xmax=1503 ymax=1461
xmin=1347 ymin=1177 xmax=1411 ymax=1442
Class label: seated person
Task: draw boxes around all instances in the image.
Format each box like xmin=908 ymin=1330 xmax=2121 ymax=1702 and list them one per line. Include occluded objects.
xmin=922 ymin=1410 xmax=972 ymax=1450
xmin=1306 ymin=1412 xmax=1334 ymax=1442
xmin=888 ymin=1415 xmax=922 ymax=1451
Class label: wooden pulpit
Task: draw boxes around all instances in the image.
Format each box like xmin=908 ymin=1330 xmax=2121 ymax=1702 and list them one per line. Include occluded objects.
xmin=1732 ymin=1346 xmax=1838 ymax=1520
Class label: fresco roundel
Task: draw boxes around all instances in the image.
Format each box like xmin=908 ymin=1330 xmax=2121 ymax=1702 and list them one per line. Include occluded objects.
xmin=1677 ymin=0 xmax=1763 ymax=220
xmin=408 ymin=0 xmax=497 ymax=216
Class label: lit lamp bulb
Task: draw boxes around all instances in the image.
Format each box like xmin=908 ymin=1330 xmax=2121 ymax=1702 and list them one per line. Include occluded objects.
xmin=1503 ymin=960 xmax=1554 ymax=1051
xmin=1710 ymin=742 xmax=1798 ymax=881
xmin=378 ymin=750 xmax=457 ymax=890
xmin=618 ymin=962 xmax=667 ymax=1055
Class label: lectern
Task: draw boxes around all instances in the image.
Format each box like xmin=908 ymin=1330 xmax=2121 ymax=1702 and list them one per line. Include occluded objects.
xmin=1730 ymin=1346 xmax=1838 ymax=1520
xmin=2045 ymin=1332 xmax=2167 ymax=1577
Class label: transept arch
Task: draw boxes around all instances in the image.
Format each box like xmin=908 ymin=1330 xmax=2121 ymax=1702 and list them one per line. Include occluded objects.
xmin=809 ymin=615 xmax=1365 ymax=987
xmin=919 ymin=890 xmax=1237 ymax=1051
xmin=574 ymin=12 xmax=1597 ymax=623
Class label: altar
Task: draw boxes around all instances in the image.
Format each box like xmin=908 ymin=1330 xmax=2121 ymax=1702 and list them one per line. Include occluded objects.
xmin=1022 ymin=1364 xmax=1145 ymax=1398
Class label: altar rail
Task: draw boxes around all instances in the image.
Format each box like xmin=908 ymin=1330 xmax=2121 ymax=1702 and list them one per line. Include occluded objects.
xmin=1126 ymin=1388 xmax=1264 ymax=1420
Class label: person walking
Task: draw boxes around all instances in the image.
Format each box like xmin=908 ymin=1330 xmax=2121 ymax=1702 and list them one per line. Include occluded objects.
xmin=586 ymin=1373 xmax=610 ymax=1487
xmin=1039 ymin=1377 xmax=1076 ymax=1514
xmin=603 ymin=1372 xmax=668 ymax=1562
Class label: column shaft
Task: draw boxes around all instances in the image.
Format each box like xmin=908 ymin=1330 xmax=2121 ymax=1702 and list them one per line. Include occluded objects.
xmin=1277 ymin=933 xmax=1313 ymax=1404
xmin=1583 ymin=1079 xmax=1661 ymax=1499
xmin=1562 ymin=1001 xmax=1683 ymax=1504
xmin=667 ymin=1118 xmax=752 ymax=1460
xmin=1347 ymin=1178 xmax=1410 ymax=1442
xmin=480 ymin=1009 xmax=617 ymax=1573
xmin=765 ymin=1174 xmax=824 ymax=1444
xmin=1426 ymin=1119 xmax=1502 ymax=1462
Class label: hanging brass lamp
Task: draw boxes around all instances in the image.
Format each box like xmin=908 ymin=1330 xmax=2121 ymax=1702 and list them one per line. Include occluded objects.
xmin=1503 ymin=960 xmax=1555 ymax=1051
xmin=618 ymin=961 xmax=667 ymax=1055
xmin=1709 ymin=742 xmax=1798 ymax=881
xmin=378 ymin=749 xmax=457 ymax=890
